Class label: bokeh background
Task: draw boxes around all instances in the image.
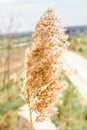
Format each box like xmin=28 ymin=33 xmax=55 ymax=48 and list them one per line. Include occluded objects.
xmin=0 ymin=0 xmax=87 ymax=130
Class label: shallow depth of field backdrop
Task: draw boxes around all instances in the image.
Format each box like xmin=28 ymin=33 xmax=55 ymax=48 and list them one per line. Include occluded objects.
xmin=0 ymin=0 xmax=87 ymax=130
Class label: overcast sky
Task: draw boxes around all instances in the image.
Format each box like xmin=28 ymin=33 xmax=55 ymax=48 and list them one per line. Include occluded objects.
xmin=0 ymin=0 xmax=87 ymax=33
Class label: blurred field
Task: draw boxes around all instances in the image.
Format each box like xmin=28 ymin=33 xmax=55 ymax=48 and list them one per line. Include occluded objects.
xmin=51 ymin=75 xmax=87 ymax=129
xmin=69 ymin=34 xmax=87 ymax=59
xmin=0 ymin=34 xmax=87 ymax=130
xmin=0 ymin=45 xmax=26 ymax=130
xmin=0 ymin=47 xmax=26 ymax=84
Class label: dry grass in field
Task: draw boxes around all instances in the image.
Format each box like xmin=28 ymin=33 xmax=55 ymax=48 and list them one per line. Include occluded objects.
xmin=23 ymin=8 xmax=69 ymax=130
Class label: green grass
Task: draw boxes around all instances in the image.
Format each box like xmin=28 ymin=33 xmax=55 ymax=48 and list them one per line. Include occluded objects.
xmin=69 ymin=34 xmax=87 ymax=59
xmin=0 ymin=41 xmax=27 ymax=130
xmin=0 ymin=67 xmax=25 ymax=130
xmin=51 ymin=75 xmax=87 ymax=130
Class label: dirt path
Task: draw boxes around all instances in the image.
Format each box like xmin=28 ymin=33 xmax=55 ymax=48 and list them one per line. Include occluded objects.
xmin=62 ymin=51 xmax=87 ymax=101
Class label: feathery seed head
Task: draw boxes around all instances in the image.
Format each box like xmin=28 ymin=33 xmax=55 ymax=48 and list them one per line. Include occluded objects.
xmin=23 ymin=8 xmax=69 ymax=122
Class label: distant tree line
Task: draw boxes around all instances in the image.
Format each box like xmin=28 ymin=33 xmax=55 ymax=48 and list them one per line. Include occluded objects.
xmin=66 ymin=25 xmax=87 ymax=36
xmin=0 ymin=25 xmax=87 ymax=39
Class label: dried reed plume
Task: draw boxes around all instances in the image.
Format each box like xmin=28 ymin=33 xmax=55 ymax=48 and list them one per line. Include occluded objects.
xmin=23 ymin=8 xmax=69 ymax=127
